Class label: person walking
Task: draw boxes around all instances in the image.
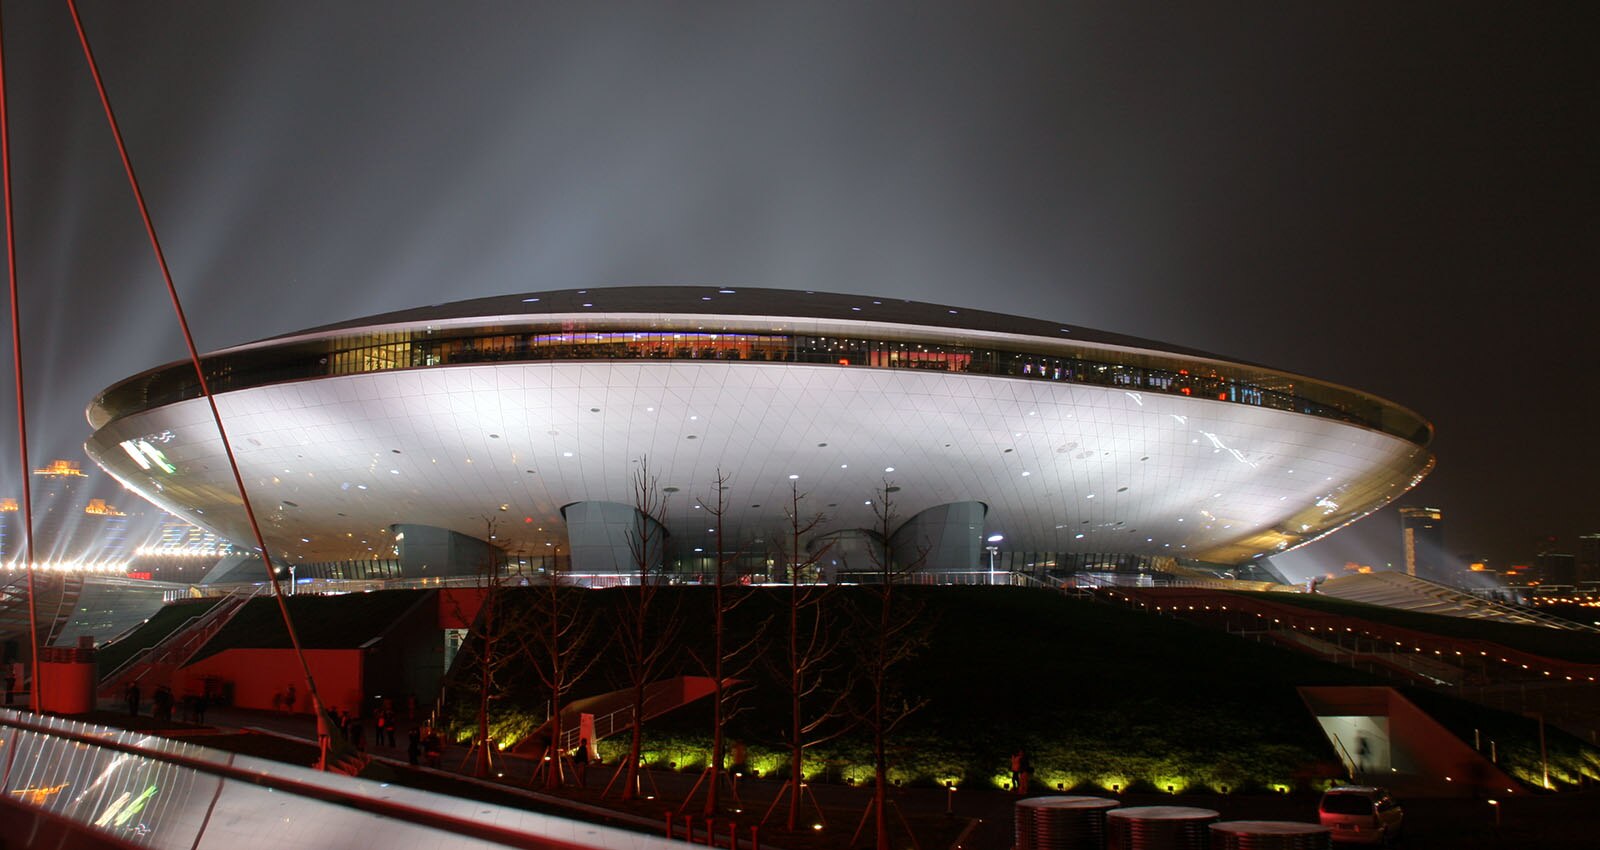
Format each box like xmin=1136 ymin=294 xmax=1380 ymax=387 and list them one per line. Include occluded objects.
xmin=153 ymin=686 xmax=173 ymax=722
xmin=125 ymin=682 xmax=141 ymax=717
xmin=1010 ymin=748 xmax=1033 ymax=794
xmin=423 ymin=728 xmax=442 ymax=768
xmin=407 ymin=727 xmax=422 ymax=766
xmin=573 ymin=737 xmax=591 ymax=788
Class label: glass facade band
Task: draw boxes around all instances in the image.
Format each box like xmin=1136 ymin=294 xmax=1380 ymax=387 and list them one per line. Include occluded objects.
xmin=94 ymin=329 xmax=1429 ymax=445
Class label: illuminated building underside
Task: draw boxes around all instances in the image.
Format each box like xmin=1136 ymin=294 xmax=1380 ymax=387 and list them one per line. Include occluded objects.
xmin=82 ymin=288 xmax=1433 ymax=572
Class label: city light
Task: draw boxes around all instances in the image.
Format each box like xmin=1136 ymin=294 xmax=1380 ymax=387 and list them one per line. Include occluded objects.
xmin=1 ymin=558 xmax=132 ymax=574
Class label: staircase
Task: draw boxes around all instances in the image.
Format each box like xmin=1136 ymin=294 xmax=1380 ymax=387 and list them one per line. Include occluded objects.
xmin=98 ymin=584 xmax=263 ymax=697
xmin=507 ymin=676 xmax=724 ymax=757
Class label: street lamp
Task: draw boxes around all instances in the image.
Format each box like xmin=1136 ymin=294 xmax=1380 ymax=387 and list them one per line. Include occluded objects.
xmin=986 ymin=534 xmax=1003 ymax=585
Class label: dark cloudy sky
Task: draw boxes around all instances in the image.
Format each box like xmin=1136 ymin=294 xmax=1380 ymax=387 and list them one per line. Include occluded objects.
xmin=0 ymin=2 xmax=1594 ymax=574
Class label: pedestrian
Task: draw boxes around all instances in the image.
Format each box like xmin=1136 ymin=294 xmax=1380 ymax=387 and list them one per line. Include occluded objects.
xmin=195 ymin=692 xmax=208 ymax=725
xmin=573 ymin=737 xmax=591 ymax=787
xmin=153 ymin=686 xmax=173 ymax=722
xmin=126 ymin=681 xmax=141 ymax=717
xmin=423 ymin=728 xmax=442 ymax=768
xmin=384 ymin=710 xmax=397 ymax=748
xmin=375 ymin=711 xmax=387 ymax=747
xmin=3 ymin=670 xmax=15 ymax=705
xmin=407 ymin=727 xmax=421 ymax=766
xmin=1010 ymin=748 xmax=1033 ymax=794
xmin=284 ymin=683 xmax=297 ymax=713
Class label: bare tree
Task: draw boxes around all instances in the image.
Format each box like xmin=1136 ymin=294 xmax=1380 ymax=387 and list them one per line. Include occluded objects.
xmin=517 ymin=550 xmax=600 ymax=791
xmin=685 ymin=470 xmax=766 ymax=815
xmin=613 ymin=457 xmax=679 ymax=800
xmin=765 ymin=483 xmax=853 ymax=833
xmin=851 ymin=482 xmax=932 ymax=850
xmin=456 ymin=517 xmax=532 ymax=778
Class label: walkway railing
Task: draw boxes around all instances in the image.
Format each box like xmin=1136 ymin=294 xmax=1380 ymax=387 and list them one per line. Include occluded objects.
xmin=0 ymin=709 xmax=681 ymax=850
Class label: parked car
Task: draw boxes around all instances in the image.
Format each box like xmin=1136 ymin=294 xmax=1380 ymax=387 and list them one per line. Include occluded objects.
xmin=1319 ymin=785 xmax=1404 ymax=844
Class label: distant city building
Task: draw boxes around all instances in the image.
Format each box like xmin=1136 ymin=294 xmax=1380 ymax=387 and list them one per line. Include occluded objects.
xmin=1579 ymin=533 xmax=1600 ymax=586
xmin=31 ymin=459 xmax=88 ymax=561
xmin=148 ymin=517 xmax=235 ymax=555
xmin=1398 ymin=506 xmax=1446 ymax=583
xmin=0 ymin=497 xmax=16 ymax=560
xmin=2 ymin=461 xmax=143 ymax=566
xmin=1533 ymin=551 xmax=1577 ymax=588
xmin=82 ymin=498 xmax=131 ymax=561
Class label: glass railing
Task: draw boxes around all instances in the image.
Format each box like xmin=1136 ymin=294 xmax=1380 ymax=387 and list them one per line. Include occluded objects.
xmin=0 ymin=709 xmax=678 ymax=849
xmin=92 ymin=327 xmax=1430 ymax=446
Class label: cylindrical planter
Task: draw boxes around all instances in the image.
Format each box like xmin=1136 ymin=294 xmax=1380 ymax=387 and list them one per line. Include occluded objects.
xmin=1015 ymin=795 xmax=1120 ymax=850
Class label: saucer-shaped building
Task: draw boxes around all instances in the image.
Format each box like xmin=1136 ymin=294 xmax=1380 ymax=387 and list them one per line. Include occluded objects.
xmin=84 ymin=287 xmax=1433 ymax=582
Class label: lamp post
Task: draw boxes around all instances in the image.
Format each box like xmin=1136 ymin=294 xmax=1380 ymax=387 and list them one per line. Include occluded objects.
xmin=985 ymin=534 xmax=1003 ymax=585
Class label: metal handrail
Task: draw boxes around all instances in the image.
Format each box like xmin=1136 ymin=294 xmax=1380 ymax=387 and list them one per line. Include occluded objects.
xmin=0 ymin=709 xmax=677 ymax=850
xmin=98 ymin=583 xmax=265 ymax=687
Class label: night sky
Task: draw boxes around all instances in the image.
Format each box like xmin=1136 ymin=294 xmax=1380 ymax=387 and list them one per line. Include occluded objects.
xmin=0 ymin=2 xmax=1594 ymax=576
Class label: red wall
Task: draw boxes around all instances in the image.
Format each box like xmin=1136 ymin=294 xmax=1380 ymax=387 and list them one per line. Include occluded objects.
xmin=179 ymin=648 xmax=365 ymax=716
xmin=438 ymin=588 xmax=487 ymax=628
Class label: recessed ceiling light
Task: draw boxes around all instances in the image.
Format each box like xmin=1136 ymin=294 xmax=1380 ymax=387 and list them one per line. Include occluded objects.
xmin=884 ymin=466 xmax=895 ymax=473
xmin=788 ymin=474 xmax=799 ymax=480
xmin=522 ymin=297 xmax=540 ymax=302
xmin=562 ymin=451 xmax=573 ymax=457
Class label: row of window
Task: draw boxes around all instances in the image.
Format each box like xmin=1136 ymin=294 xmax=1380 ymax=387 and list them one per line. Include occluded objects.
xmin=96 ymin=328 xmax=1427 ymax=445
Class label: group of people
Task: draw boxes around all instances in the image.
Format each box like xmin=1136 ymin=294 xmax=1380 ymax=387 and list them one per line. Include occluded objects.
xmin=123 ymin=681 xmax=208 ymax=722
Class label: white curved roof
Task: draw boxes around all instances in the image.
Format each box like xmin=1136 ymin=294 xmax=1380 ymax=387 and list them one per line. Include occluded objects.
xmin=85 ymin=356 xmax=1431 ymax=566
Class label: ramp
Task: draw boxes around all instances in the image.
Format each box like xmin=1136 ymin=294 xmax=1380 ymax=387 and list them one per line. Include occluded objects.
xmin=508 ymin=676 xmax=725 ymax=757
xmin=1299 ymin=686 xmax=1522 ymax=797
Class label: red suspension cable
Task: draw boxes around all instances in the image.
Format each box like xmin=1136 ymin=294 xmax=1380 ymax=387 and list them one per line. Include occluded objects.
xmin=66 ymin=0 xmax=331 ymax=748
xmin=0 ymin=2 xmax=43 ymax=713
